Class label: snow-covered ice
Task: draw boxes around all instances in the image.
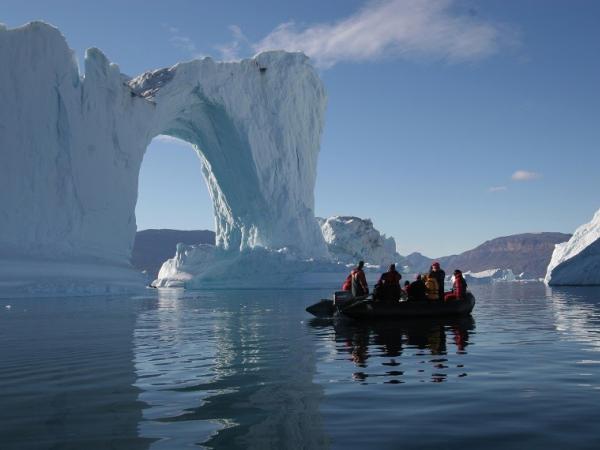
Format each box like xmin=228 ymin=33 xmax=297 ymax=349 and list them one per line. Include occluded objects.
xmin=152 ymin=215 xmax=405 ymax=288
xmin=318 ymin=216 xmax=402 ymax=267
xmin=152 ymin=244 xmax=350 ymax=289
xmin=462 ymin=268 xmax=518 ymax=284
xmin=0 ymin=22 xmax=328 ymax=296
xmin=545 ymin=208 xmax=600 ymax=286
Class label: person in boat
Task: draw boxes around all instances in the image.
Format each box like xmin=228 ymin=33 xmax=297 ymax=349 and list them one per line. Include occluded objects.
xmin=407 ymin=274 xmax=426 ymax=302
xmin=401 ymin=280 xmax=410 ymax=300
xmin=350 ymin=260 xmax=369 ymax=298
xmin=424 ymin=273 xmax=440 ymax=301
xmin=341 ymin=272 xmax=352 ymax=291
xmin=444 ymin=269 xmax=468 ymax=301
xmin=429 ymin=261 xmax=446 ymax=301
xmin=374 ymin=263 xmax=402 ymax=302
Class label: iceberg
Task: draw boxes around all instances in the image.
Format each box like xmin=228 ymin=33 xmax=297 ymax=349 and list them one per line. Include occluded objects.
xmin=545 ymin=208 xmax=600 ymax=286
xmin=318 ymin=216 xmax=403 ymax=268
xmin=462 ymin=268 xmax=518 ymax=284
xmin=0 ymin=22 xmax=328 ymax=296
xmin=153 ymin=244 xmax=349 ymax=289
xmin=153 ymin=216 xmax=403 ymax=288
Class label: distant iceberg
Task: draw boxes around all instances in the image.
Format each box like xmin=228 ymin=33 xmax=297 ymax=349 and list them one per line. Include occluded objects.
xmin=318 ymin=216 xmax=403 ymax=268
xmin=462 ymin=268 xmax=518 ymax=284
xmin=545 ymin=208 xmax=600 ymax=286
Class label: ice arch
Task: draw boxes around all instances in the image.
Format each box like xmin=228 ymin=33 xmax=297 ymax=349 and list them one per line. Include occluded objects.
xmin=0 ymin=22 xmax=327 ymax=296
xmin=129 ymin=54 xmax=327 ymax=255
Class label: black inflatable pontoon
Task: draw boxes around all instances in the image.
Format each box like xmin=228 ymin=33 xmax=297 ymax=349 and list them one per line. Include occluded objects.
xmin=306 ymin=293 xmax=475 ymax=319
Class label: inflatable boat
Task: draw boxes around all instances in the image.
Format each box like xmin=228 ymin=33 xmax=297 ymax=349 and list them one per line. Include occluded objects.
xmin=306 ymin=292 xmax=475 ymax=319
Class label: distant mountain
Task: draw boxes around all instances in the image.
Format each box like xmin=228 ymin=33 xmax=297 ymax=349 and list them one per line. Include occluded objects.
xmin=405 ymin=233 xmax=572 ymax=279
xmin=131 ymin=229 xmax=215 ymax=280
xmin=404 ymin=252 xmax=436 ymax=273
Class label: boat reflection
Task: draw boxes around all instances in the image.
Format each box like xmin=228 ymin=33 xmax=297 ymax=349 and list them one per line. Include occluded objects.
xmin=309 ymin=316 xmax=475 ymax=384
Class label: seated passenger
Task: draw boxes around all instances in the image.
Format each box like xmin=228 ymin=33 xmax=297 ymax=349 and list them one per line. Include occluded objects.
xmin=407 ymin=274 xmax=427 ymax=302
xmin=341 ymin=273 xmax=352 ymax=291
xmin=444 ymin=269 xmax=468 ymax=301
xmin=424 ymin=273 xmax=440 ymax=301
xmin=401 ymin=280 xmax=410 ymax=299
xmin=351 ymin=260 xmax=369 ymax=298
xmin=429 ymin=261 xmax=446 ymax=301
xmin=374 ymin=263 xmax=402 ymax=302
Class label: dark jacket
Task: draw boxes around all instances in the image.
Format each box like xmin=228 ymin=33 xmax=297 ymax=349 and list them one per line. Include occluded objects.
xmin=375 ymin=270 xmax=402 ymax=302
xmin=408 ymin=279 xmax=426 ymax=301
xmin=378 ymin=270 xmax=402 ymax=286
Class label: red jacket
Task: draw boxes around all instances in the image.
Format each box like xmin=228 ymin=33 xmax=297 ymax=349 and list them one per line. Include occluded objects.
xmin=453 ymin=275 xmax=467 ymax=299
xmin=351 ymin=268 xmax=368 ymax=291
xmin=342 ymin=274 xmax=352 ymax=291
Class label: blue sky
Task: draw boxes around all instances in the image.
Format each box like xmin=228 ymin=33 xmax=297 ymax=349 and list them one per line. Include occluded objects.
xmin=3 ymin=0 xmax=600 ymax=256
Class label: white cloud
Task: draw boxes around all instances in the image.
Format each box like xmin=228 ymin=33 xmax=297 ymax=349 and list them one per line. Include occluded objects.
xmin=164 ymin=24 xmax=204 ymax=58
xmin=512 ymin=170 xmax=541 ymax=181
xmin=215 ymin=25 xmax=249 ymax=61
xmin=171 ymin=35 xmax=197 ymax=53
xmin=253 ymin=0 xmax=508 ymax=68
xmin=489 ymin=186 xmax=508 ymax=192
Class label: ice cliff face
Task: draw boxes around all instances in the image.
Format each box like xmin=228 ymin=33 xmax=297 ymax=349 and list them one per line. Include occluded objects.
xmin=317 ymin=216 xmax=402 ymax=267
xmin=545 ymin=208 xmax=600 ymax=286
xmin=0 ymin=22 xmax=327 ymax=296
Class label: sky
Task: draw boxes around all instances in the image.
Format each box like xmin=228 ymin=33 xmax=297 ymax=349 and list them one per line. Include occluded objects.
xmin=3 ymin=0 xmax=600 ymax=257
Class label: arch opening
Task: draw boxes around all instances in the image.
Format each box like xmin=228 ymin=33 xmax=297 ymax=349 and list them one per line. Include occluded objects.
xmin=133 ymin=135 xmax=216 ymax=280
xmin=136 ymin=135 xmax=214 ymax=234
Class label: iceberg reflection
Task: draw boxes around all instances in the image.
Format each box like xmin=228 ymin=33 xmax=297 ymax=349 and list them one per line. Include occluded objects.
xmin=134 ymin=289 xmax=328 ymax=449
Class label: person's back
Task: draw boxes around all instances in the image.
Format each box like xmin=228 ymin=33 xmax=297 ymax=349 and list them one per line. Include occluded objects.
xmin=376 ymin=264 xmax=402 ymax=301
xmin=379 ymin=266 xmax=402 ymax=287
xmin=408 ymin=275 xmax=426 ymax=301
xmin=401 ymin=280 xmax=410 ymax=300
xmin=429 ymin=262 xmax=446 ymax=301
xmin=351 ymin=260 xmax=369 ymax=298
xmin=424 ymin=275 xmax=439 ymax=300
xmin=444 ymin=270 xmax=468 ymax=301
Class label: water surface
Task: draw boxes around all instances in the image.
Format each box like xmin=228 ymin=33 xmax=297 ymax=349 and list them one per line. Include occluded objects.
xmin=2 ymin=283 xmax=600 ymax=449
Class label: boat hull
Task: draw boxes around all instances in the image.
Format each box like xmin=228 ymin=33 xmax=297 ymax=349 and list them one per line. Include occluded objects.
xmin=306 ymin=293 xmax=476 ymax=319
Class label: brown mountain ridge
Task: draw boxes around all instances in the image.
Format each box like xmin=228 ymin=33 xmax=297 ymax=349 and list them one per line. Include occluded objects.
xmin=405 ymin=232 xmax=571 ymax=279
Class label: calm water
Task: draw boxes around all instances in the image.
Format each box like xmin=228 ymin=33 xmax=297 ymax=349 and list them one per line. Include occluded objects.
xmin=2 ymin=283 xmax=600 ymax=449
